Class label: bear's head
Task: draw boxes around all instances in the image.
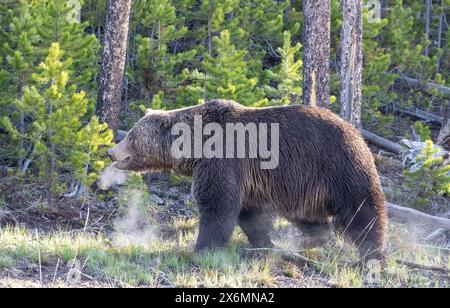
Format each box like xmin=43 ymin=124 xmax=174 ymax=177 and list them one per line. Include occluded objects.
xmin=108 ymin=110 xmax=173 ymax=173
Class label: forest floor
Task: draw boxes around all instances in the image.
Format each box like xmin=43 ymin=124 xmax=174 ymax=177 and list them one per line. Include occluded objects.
xmin=1 ymin=165 xmax=449 ymax=288
xmin=1 ymin=123 xmax=450 ymax=288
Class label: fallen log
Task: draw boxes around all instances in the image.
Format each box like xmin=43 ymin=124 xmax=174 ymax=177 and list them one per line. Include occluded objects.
xmin=397 ymin=75 xmax=450 ymax=98
xmin=437 ymin=121 xmax=450 ymax=150
xmin=387 ymin=202 xmax=450 ymax=233
xmin=395 ymin=108 xmax=443 ymax=125
xmin=360 ymin=129 xmax=403 ymax=155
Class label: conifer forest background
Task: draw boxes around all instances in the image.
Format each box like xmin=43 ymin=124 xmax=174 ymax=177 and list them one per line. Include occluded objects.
xmin=0 ymin=0 xmax=449 ymax=288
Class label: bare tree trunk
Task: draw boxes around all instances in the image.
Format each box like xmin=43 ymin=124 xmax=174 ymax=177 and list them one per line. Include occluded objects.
xmin=17 ymin=77 xmax=25 ymax=171
xmin=302 ymin=0 xmax=331 ymax=108
xmin=424 ymin=0 xmax=431 ymax=57
xmin=438 ymin=107 xmax=450 ymax=149
xmin=437 ymin=0 xmax=444 ymax=72
xmin=96 ymin=0 xmax=132 ymax=135
xmin=339 ymin=0 xmax=363 ymax=128
xmin=207 ymin=2 xmax=213 ymax=56
xmin=208 ymin=17 xmax=212 ymax=55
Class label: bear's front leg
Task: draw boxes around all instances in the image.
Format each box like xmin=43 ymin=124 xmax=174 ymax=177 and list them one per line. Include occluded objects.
xmin=192 ymin=167 xmax=241 ymax=251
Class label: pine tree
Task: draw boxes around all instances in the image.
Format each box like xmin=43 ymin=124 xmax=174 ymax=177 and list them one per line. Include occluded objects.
xmin=227 ymin=0 xmax=294 ymax=51
xmin=404 ymin=140 xmax=450 ymax=204
xmin=0 ymin=1 xmax=42 ymax=169
xmin=129 ymin=0 xmax=196 ymax=109
xmin=81 ymin=0 xmax=108 ymax=35
xmin=199 ymin=0 xmax=240 ymax=55
xmin=0 ymin=0 xmax=99 ymax=116
xmin=72 ymin=117 xmax=113 ymax=191
xmin=328 ymin=0 xmax=396 ymax=132
xmin=360 ymin=1 xmax=397 ymax=131
xmin=2 ymin=43 xmax=112 ymax=193
xmin=383 ymin=0 xmax=445 ymax=121
xmin=265 ymin=31 xmax=303 ymax=105
xmin=33 ymin=0 xmax=99 ymax=92
xmin=223 ymin=0 xmax=300 ymax=87
xmin=187 ymin=30 xmax=267 ymax=106
xmin=125 ymin=0 xmax=303 ymax=110
xmin=1 ymin=1 xmax=41 ymax=101
xmin=385 ymin=0 xmax=423 ymax=73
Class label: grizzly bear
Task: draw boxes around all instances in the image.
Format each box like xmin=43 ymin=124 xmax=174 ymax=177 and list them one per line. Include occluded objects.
xmin=108 ymin=100 xmax=387 ymax=263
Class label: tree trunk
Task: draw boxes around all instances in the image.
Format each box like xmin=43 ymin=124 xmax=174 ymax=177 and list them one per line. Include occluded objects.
xmin=437 ymin=0 xmax=444 ymax=72
xmin=96 ymin=0 xmax=132 ymax=135
xmin=339 ymin=0 xmax=363 ymax=128
xmin=424 ymin=0 xmax=431 ymax=57
xmin=437 ymin=107 xmax=450 ymax=150
xmin=302 ymin=0 xmax=331 ymax=108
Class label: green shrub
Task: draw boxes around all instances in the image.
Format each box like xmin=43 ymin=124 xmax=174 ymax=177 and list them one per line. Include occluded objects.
xmin=1 ymin=43 xmax=112 ymax=194
xmin=413 ymin=121 xmax=431 ymax=141
xmin=404 ymin=140 xmax=450 ymax=203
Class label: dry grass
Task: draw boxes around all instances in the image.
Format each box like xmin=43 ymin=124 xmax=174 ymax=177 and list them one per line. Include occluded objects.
xmin=1 ymin=218 xmax=449 ymax=288
xmin=1 ymin=175 xmax=449 ymax=288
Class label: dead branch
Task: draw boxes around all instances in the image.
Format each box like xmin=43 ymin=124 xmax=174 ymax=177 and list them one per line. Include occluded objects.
xmin=397 ymin=75 xmax=450 ymax=98
xmin=396 ymin=260 xmax=450 ymax=275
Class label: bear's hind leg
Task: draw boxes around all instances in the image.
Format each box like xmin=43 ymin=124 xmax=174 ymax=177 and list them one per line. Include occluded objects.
xmin=239 ymin=208 xmax=274 ymax=248
xmin=335 ymin=203 xmax=386 ymax=266
xmin=295 ymin=221 xmax=332 ymax=249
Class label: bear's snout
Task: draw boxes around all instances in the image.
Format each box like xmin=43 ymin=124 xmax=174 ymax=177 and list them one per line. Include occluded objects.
xmin=108 ymin=140 xmax=132 ymax=164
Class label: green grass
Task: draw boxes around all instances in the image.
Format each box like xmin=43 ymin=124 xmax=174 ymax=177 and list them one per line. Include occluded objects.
xmin=168 ymin=174 xmax=192 ymax=188
xmin=0 ymin=221 xmax=449 ymax=288
xmin=0 ymin=255 xmax=14 ymax=268
xmin=0 ymin=226 xmax=279 ymax=287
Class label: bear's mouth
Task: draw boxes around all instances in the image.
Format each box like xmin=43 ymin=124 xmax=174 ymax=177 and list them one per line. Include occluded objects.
xmin=115 ymin=156 xmax=132 ymax=170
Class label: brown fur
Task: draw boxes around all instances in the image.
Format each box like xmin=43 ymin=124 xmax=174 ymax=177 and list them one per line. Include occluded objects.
xmin=109 ymin=100 xmax=387 ymax=263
